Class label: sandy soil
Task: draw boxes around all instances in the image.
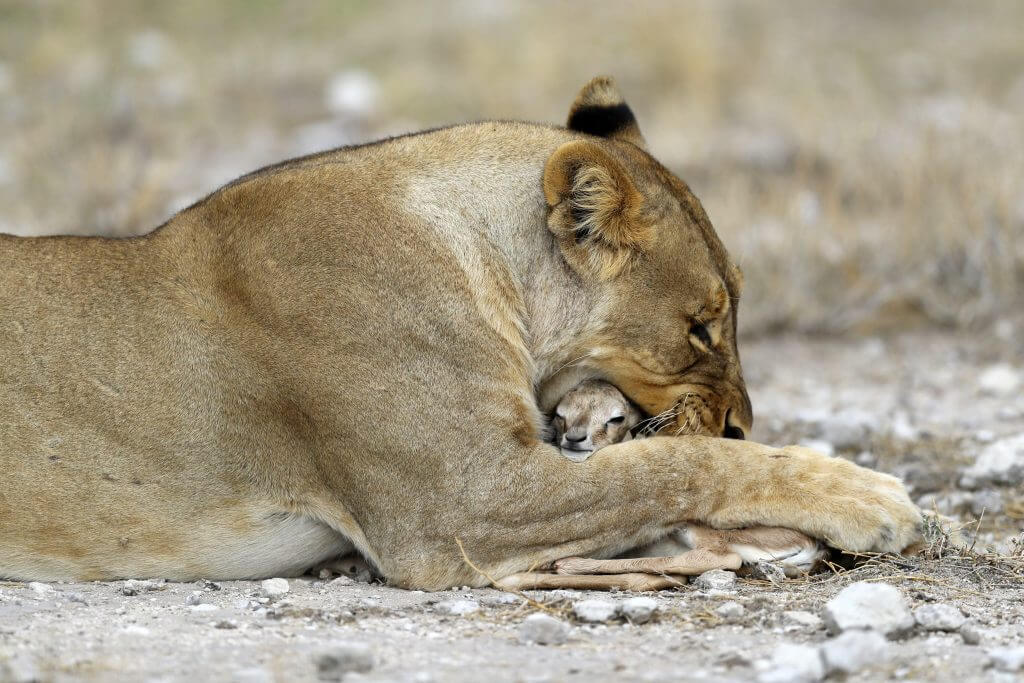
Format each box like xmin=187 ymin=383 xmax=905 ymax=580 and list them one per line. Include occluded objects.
xmin=1 ymin=331 xmax=1022 ymax=682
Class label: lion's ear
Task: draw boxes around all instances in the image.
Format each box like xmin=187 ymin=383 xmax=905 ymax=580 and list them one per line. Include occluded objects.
xmin=543 ymin=141 xmax=649 ymax=280
xmin=566 ymin=76 xmax=646 ymax=149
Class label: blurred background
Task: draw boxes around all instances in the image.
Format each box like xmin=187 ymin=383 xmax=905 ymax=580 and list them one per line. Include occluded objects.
xmin=1 ymin=0 xmax=1022 ymax=336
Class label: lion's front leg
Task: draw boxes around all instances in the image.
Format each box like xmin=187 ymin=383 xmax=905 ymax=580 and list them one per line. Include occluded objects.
xmin=402 ymin=436 xmax=922 ymax=590
xmin=683 ymin=441 xmax=923 ymax=554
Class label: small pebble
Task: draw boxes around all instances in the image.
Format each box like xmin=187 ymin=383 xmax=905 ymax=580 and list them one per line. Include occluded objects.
xmin=820 ymin=630 xmax=890 ymax=676
xmin=573 ymin=598 xmax=618 ymax=622
xmin=621 ymin=596 xmax=658 ymax=624
xmin=435 ymin=599 xmax=479 ymax=616
xmin=260 ymin=578 xmax=290 ymax=598
xmin=518 ymin=613 xmax=569 ymax=645
xmin=715 ymin=601 xmax=746 ymax=619
xmin=749 ymin=561 xmax=787 ymax=584
xmin=185 ymin=591 xmax=209 ymax=606
xmin=315 ymin=643 xmax=374 ymax=680
xmin=960 ymin=623 xmax=981 ymax=645
xmin=693 ymin=569 xmax=736 ymax=591
xmin=913 ymin=603 xmax=966 ymax=632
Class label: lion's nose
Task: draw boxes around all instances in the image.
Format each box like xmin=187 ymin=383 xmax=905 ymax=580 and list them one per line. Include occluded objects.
xmin=564 ymin=432 xmax=587 ymax=444
xmin=722 ymin=410 xmax=746 ymax=440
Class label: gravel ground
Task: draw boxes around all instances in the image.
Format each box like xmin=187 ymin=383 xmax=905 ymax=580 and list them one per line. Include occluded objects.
xmin=2 ymin=330 xmax=1022 ymax=682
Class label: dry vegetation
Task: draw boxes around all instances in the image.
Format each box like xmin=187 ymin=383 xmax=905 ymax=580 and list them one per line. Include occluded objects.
xmin=1 ymin=0 xmax=1022 ymax=334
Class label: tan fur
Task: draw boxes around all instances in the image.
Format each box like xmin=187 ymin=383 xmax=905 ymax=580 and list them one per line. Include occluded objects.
xmin=0 ymin=77 xmax=921 ymax=588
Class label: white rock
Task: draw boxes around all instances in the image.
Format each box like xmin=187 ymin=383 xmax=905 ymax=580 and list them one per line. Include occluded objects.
xmin=914 ymin=603 xmax=966 ymax=631
xmin=27 ymin=582 xmax=52 ymax=595
xmin=315 ymin=643 xmax=374 ymax=680
xmin=978 ymin=364 xmax=1021 ymax=396
xmin=757 ymin=643 xmax=825 ymax=683
xmin=988 ymin=646 xmax=1024 ymax=672
xmin=715 ymin=601 xmax=746 ymax=619
xmin=435 ymin=599 xmax=479 ymax=616
xmin=260 ymin=578 xmax=290 ymax=598
xmin=823 ymin=582 xmax=914 ymax=638
xmin=190 ymin=603 xmax=217 ymax=612
xmin=621 ymin=596 xmax=658 ymax=624
xmin=572 ymin=598 xmax=618 ymax=622
xmin=693 ymin=569 xmax=736 ymax=591
xmin=783 ymin=610 xmax=823 ymax=629
xmin=518 ymin=613 xmax=569 ymax=645
xmin=960 ymin=434 xmax=1024 ymax=488
xmin=820 ymin=630 xmax=890 ymax=675
xmin=324 ymin=70 xmax=379 ymax=117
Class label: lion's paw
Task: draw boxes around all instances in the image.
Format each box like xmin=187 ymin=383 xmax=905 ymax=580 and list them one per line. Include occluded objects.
xmin=780 ymin=445 xmax=923 ymax=554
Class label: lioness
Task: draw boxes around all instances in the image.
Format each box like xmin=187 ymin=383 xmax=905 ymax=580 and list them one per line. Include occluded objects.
xmin=0 ymin=77 xmax=921 ymax=589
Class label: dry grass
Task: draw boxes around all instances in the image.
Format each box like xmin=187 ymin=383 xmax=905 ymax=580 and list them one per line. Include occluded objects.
xmin=1 ymin=0 xmax=1022 ymax=334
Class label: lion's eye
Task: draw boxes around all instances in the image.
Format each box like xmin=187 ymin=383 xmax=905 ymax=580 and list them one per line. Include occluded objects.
xmin=606 ymin=415 xmax=625 ymax=425
xmin=690 ymin=323 xmax=712 ymax=349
